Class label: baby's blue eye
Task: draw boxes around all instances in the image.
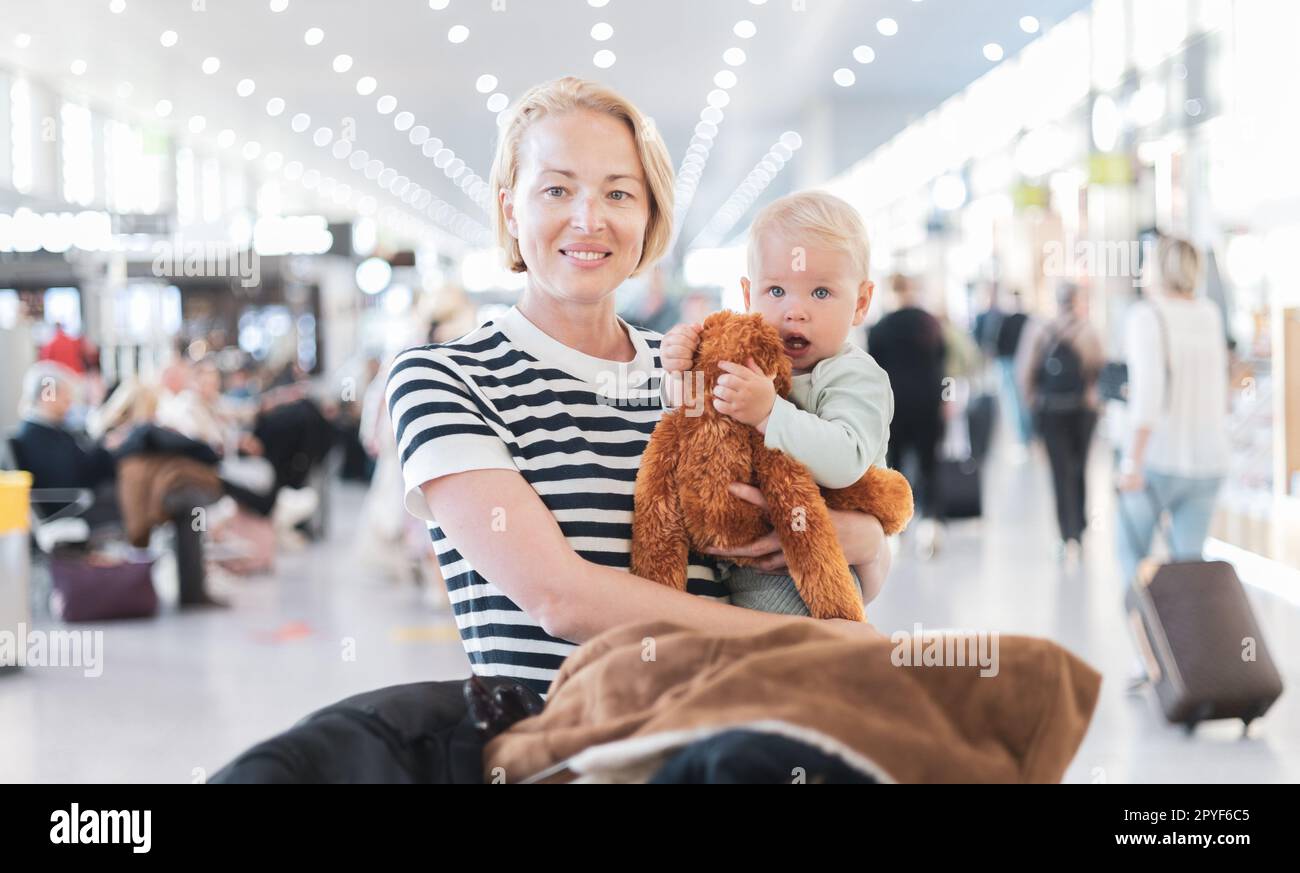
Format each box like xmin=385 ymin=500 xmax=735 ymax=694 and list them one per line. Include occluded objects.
xmin=813 ymin=287 xmax=831 ymax=299
xmin=768 ymin=286 xmax=785 ymax=298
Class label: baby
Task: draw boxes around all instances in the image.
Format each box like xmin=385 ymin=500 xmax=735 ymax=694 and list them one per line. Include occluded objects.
xmin=660 ymin=190 xmax=894 ymax=616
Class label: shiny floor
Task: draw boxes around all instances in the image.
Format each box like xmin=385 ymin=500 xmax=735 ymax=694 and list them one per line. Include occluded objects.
xmin=2 ymin=430 xmax=1297 ymax=783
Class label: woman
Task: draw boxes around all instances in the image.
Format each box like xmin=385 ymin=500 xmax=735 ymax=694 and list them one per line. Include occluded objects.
xmin=214 ymin=77 xmax=891 ymax=782
xmin=389 ymin=77 xmax=891 ymax=697
xmin=1017 ymin=282 xmax=1104 ymax=559
xmin=1115 ymin=236 xmax=1230 ymax=585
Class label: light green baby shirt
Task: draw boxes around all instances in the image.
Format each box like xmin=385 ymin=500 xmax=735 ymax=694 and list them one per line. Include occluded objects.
xmin=762 ymin=342 xmax=894 ymax=489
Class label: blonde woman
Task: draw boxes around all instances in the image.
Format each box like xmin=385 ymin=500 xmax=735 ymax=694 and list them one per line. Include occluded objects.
xmin=387 ymin=77 xmax=890 ymax=697
xmin=1116 ymin=236 xmax=1230 ymax=584
xmin=215 ymin=78 xmax=892 ymax=782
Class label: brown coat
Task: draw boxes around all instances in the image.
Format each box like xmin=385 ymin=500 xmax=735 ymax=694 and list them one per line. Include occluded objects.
xmin=116 ymin=455 xmax=222 ymax=547
xmin=485 ymin=619 xmax=1102 ymax=784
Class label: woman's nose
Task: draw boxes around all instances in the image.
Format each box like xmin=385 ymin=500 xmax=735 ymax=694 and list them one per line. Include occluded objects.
xmin=569 ymin=195 xmax=606 ymax=233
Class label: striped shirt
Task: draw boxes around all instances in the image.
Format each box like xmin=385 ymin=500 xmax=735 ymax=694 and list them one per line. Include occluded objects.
xmin=386 ymin=304 xmax=727 ymax=697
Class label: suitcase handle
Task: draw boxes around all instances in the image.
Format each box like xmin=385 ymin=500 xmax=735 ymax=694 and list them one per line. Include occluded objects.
xmin=1126 ymin=607 xmax=1163 ymax=683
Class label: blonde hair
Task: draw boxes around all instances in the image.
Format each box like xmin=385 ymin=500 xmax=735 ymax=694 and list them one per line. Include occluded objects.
xmin=748 ymin=191 xmax=872 ymax=282
xmin=489 ymin=77 xmax=674 ymax=276
xmin=1158 ymin=235 xmax=1202 ymax=296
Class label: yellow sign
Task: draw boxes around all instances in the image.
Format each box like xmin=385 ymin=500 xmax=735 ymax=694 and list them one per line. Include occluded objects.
xmin=0 ymin=471 xmax=32 ymax=535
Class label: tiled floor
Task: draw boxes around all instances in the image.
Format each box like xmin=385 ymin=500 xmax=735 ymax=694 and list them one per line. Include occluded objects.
xmin=2 ymin=432 xmax=1297 ymax=783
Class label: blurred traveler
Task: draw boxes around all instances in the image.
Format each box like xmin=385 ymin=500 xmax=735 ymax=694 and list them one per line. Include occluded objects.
xmin=1019 ymin=283 xmax=1104 ymax=559
xmin=1115 ymin=236 xmax=1230 ymax=585
xmin=869 ymin=274 xmax=947 ymax=554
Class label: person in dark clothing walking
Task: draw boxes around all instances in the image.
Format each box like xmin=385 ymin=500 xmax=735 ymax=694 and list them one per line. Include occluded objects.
xmin=1018 ymin=283 xmax=1104 ymax=559
xmin=869 ymin=275 xmax=947 ymax=553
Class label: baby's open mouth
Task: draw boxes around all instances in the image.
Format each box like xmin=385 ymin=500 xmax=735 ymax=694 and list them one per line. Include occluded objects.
xmin=782 ymin=334 xmax=811 ymax=352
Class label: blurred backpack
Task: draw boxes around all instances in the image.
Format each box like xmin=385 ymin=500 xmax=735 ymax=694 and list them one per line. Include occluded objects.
xmin=1034 ymin=325 xmax=1087 ymax=413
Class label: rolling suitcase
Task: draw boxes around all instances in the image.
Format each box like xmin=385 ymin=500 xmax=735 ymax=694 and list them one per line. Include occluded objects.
xmin=1120 ymin=490 xmax=1283 ymax=733
xmin=938 ymin=458 xmax=981 ymax=520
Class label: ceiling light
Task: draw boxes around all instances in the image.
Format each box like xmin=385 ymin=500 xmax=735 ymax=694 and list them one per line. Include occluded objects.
xmin=291 ymin=113 xmax=311 ymax=132
xmin=202 ymin=57 xmax=220 ymax=74
xmin=853 ymin=45 xmax=875 ymax=64
xmin=448 ymin=25 xmax=469 ymax=43
xmin=877 ymin=18 xmax=898 ymax=36
xmin=237 ymin=78 xmax=256 ymax=97
xmin=376 ymin=95 xmax=397 ymax=114
xmin=1020 ymin=16 xmax=1040 ymax=34
xmin=333 ymin=54 xmax=353 ymax=72
xmin=266 ymin=97 xmax=285 ymax=116
xmin=216 ymin=129 xmax=235 ymax=148
xmin=734 ymin=20 xmax=756 ymax=39
xmin=188 ymin=115 xmax=206 ymax=133
xmin=723 ymin=47 xmax=746 ymax=66
xmin=70 ymin=59 xmax=87 ymax=76
xmin=476 ymin=74 xmax=498 ymax=93
xmin=313 ymin=127 xmax=333 ymax=147
xmin=393 ymin=112 xmax=415 ymax=131
xmin=833 ymin=68 xmax=855 ymax=86
xmin=591 ymin=23 xmax=613 ymax=41
xmin=983 ymin=42 xmax=1004 ymax=61
xmin=356 ymin=76 xmax=377 ymax=95
xmin=487 ymin=93 xmax=509 ymax=112
xmin=160 ymin=30 xmax=178 ymax=48
xmin=155 ymin=99 xmax=172 ymax=117
xmin=714 ymin=70 xmax=737 ymax=89
xmin=594 ymin=49 xmax=616 ymax=68
xmin=304 ymin=28 xmax=324 ymax=46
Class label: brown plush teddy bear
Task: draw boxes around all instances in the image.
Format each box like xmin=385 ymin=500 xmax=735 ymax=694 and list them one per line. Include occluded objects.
xmin=631 ymin=310 xmax=914 ymax=621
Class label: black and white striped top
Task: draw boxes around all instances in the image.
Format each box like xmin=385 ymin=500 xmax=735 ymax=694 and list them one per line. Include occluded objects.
xmin=386 ymin=305 xmax=727 ymax=697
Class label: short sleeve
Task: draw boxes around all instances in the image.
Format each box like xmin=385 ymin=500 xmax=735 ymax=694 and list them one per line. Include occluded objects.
xmin=385 ymin=347 xmax=518 ymax=522
xmin=1124 ymin=303 xmax=1165 ymax=430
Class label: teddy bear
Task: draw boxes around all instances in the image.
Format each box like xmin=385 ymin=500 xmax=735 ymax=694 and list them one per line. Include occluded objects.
xmin=631 ymin=310 xmax=914 ymax=622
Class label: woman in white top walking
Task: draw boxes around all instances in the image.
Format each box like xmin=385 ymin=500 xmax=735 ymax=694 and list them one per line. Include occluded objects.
xmin=1116 ymin=236 xmax=1231 ymax=584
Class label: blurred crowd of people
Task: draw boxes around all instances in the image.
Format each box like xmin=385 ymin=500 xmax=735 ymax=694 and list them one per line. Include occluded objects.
xmin=865 ymin=234 xmax=1229 ymax=590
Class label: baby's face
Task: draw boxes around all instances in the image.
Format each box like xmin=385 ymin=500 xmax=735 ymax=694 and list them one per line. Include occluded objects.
xmin=743 ymin=231 xmax=872 ymax=375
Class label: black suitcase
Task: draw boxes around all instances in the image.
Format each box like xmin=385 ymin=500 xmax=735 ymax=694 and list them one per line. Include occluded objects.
xmin=1126 ymin=561 xmax=1283 ymax=733
xmin=938 ymin=458 xmax=981 ymax=520
xmin=1119 ymin=489 xmax=1284 ymax=734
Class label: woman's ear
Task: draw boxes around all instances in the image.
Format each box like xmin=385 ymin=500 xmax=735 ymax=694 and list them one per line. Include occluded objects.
xmin=499 ymin=187 xmax=519 ymax=239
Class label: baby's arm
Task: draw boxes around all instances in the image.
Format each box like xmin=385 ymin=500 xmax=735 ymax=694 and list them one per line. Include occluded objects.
xmin=763 ymin=358 xmax=893 ymax=490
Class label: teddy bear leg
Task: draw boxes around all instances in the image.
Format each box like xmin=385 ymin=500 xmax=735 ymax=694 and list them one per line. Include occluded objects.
xmin=752 ymin=449 xmax=865 ymax=622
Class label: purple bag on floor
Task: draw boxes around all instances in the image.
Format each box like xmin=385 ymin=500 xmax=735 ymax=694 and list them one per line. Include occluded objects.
xmin=49 ymin=556 xmax=158 ymax=622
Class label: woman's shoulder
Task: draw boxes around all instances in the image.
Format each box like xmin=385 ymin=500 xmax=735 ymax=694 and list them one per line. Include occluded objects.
xmin=388 ymin=319 xmax=514 ymax=379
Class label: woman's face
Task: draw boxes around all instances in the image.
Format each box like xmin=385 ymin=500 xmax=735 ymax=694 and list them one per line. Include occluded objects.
xmin=502 ymin=109 xmax=651 ymax=303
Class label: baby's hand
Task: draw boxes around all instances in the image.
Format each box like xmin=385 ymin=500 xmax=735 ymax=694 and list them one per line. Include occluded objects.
xmin=660 ymin=323 xmax=702 ymax=374
xmin=713 ymin=358 xmax=777 ymax=432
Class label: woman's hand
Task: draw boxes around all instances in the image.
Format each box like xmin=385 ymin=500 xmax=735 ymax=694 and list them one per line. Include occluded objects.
xmin=702 ymin=482 xmax=788 ymax=572
xmin=702 ymin=482 xmax=887 ymax=571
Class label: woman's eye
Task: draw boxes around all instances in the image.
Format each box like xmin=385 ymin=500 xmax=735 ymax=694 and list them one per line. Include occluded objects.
xmin=544 ymin=186 xmax=565 ymax=197
xmin=768 ymin=286 xmax=784 ymax=297
xmin=609 ymin=190 xmax=630 ymax=201
xmin=813 ymin=287 xmax=831 ymax=299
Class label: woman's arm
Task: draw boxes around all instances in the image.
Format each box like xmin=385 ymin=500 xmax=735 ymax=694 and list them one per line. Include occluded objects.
xmin=419 ymin=468 xmax=880 ymax=643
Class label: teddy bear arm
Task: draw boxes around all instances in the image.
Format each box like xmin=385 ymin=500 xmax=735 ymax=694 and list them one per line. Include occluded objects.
xmin=631 ymin=415 xmax=691 ymax=591
xmin=821 ymin=466 xmax=915 ymax=536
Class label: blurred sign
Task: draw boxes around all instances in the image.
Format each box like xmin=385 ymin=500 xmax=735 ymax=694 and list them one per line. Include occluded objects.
xmin=1012 ymin=183 xmax=1050 ymax=210
xmin=1089 ymin=153 xmax=1134 ymax=185
xmin=113 ymin=213 xmax=173 ymax=236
